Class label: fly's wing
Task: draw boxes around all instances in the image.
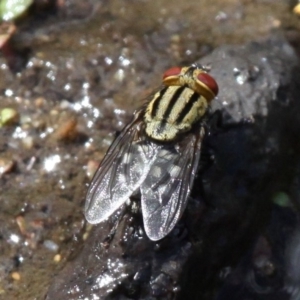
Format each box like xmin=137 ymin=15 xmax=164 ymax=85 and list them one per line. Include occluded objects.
xmin=85 ymin=113 xmax=157 ymax=224
xmin=141 ymin=127 xmax=205 ymax=241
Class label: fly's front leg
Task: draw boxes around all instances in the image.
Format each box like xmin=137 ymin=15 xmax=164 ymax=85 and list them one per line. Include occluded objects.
xmin=206 ymin=109 xmax=254 ymax=136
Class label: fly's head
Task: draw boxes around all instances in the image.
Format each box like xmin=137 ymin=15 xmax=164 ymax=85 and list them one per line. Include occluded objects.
xmin=162 ymin=65 xmax=219 ymax=101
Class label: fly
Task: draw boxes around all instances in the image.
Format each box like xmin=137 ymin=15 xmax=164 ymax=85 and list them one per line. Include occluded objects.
xmin=84 ymin=65 xmax=219 ymax=241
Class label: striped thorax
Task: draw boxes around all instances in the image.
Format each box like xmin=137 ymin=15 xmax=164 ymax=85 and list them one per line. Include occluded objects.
xmin=144 ymin=66 xmax=218 ymax=142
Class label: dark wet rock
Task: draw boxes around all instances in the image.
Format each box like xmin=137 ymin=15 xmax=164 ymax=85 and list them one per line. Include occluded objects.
xmin=204 ymin=37 xmax=297 ymax=122
xmin=46 ymin=35 xmax=300 ymax=300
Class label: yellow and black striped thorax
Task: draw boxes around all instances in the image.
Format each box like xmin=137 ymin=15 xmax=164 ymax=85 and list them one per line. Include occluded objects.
xmin=143 ymin=65 xmax=219 ymax=142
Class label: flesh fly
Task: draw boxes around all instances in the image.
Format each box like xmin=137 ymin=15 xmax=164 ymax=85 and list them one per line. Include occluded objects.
xmin=85 ymin=65 xmax=218 ymax=241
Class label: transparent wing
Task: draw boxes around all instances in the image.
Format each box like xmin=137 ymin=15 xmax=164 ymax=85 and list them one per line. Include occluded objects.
xmin=85 ymin=113 xmax=158 ymax=224
xmin=141 ymin=127 xmax=205 ymax=241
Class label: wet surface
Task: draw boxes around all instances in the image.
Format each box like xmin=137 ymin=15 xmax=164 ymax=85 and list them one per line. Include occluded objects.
xmin=1 ymin=0 xmax=300 ymax=299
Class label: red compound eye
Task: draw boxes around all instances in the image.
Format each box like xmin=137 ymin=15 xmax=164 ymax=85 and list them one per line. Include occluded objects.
xmin=163 ymin=66 xmax=182 ymax=80
xmin=197 ymin=72 xmax=219 ymax=96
